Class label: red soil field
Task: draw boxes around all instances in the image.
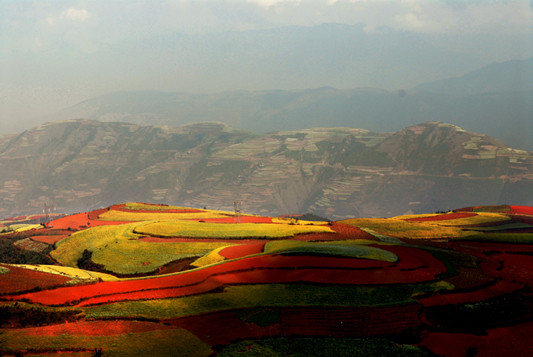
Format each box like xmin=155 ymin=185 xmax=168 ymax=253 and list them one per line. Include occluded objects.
xmin=416 ymin=280 xmax=523 ymax=307
xmin=510 ymin=206 xmax=533 ymax=215
xmin=219 ymin=242 xmax=266 ymax=259
xmin=167 ymin=310 xmax=280 ymax=346
xmin=419 ymin=320 xmax=533 ymax=357
xmin=445 ymin=241 xmax=533 ymax=254
xmin=11 ymin=250 xmax=438 ymax=306
xmin=329 ymin=222 xmax=377 ymax=240
xmin=87 ymin=207 xmax=109 ymax=220
xmin=168 ymin=305 xmax=422 ymax=346
xmin=0 ymin=264 xmax=71 ymax=294
xmin=444 ymin=267 xmax=494 ymax=290
xmin=189 ymin=217 xmax=272 ymax=223
xmin=279 ymin=305 xmax=421 ymax=338
xmin=490 ymin=253 xmax=533 ymax=285
xmin=403 ymin=212 xmax=477 ymax=222
xmin=22 ymin=320 xmax=177 ymax=337
xmin=49 ymin=213 xmax=127 ymax=230
xmin=30 ymin=235 xmax=70 ymax=244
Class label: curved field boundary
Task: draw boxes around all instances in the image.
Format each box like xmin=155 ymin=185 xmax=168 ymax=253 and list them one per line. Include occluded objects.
xmin=9 ymin=245 xmax=444 ymax=307
xmin=219 ymin=242 xmax=266 ymax=259
xmin=416 ymin=280 xmax=523 ymax=307
xmin=403 ymin=213 xmax=477 ymax=222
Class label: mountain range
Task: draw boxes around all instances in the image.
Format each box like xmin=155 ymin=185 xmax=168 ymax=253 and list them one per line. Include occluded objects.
xmin=36 ymin=57 xmax=533 ymax=152
xmin=1 ymin=119 xmax=532 ymax=220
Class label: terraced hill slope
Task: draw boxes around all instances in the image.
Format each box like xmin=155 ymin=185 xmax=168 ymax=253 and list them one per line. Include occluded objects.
xmin=0 ymin=120 xmax=532 ymax=219
xmin=3 ymin=203 xmax=533 ymax=356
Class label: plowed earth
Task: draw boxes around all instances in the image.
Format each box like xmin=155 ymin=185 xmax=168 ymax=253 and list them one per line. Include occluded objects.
xmin=0 ymin=264 xmax=71 ymax=294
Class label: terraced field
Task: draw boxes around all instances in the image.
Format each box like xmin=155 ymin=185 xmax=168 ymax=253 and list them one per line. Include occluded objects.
xmin=2 ymin=203 xmax=533 ymax=356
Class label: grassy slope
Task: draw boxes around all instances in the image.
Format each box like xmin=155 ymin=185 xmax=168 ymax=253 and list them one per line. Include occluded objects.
xmin=0 ymin=328 xmax=212 ymax=357
xmin=51 ymin=223 xmax=231 ymax=274
xmin=84 ymin=282 xmax=453 ymax=320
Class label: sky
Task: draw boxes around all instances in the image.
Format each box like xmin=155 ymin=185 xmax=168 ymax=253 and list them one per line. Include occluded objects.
xmin=1 ymin=0 xmax=532 ymax=132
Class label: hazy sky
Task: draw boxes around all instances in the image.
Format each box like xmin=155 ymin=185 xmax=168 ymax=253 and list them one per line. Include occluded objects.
xmin=1 ymin=0 xmax=532 ymax=130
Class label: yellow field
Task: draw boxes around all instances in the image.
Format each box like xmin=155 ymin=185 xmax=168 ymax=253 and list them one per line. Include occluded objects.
xmin=341 ymin=213 xmax=511 ymax=239
xmin=427 ymin=212 xmax=511 ymax=226
xmin=135 ymin=221 xmax=333 ymax=239
xmin=340 ymin=218 xmax=470 ymax=239
xmin=98 ymin=210 xmax=234 ymax=221
xmin=11 ymin=264 xmax=120 ymax=282
xmin=51 ymin=223 xmax=232 ymax=275
xmin=123 ymin=202 xmax=194 ymax=210
xmin=190 ymin=246 xmax=231 ymax=267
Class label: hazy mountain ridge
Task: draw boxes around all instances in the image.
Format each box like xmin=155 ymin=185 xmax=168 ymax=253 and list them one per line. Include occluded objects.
xmin=39 ymin=58 xmax=533 ymax=152
xmin=413 ymin=57 xmax=533 ymax=95
xmin=1 ymin=120 xmax=532 ymax=220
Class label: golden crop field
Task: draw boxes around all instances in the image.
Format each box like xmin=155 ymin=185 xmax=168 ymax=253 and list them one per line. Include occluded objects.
xmin=134 ymin=221 xmax=333 ymax=239
xmin=12 ymin=264 xmax=120 ymax=282
xmin=339 ymin=218 xmax=474 ymax=239
xmin=123 ymin=202 xmax=193 ymax=211
xmin=51 ymin=223 xmax=232 ymax=274
xmin=98 ymin=210 xmax=234 ymax=221
xmin=190 ymin=246 xmax=231 ymax=267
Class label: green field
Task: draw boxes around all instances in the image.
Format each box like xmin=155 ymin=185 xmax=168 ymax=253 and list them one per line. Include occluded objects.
xmin=51 ymin=223 xmax=231 ymax=274
xmin=218 ymin=337 xmax=432 ymax=357
xmin=454 ymin=233 xmax=533 ymax=244
xmin=264 ymin=240 xmax=398 ymax=262
xmin=84 ymin=282 xmax=453 ymax=320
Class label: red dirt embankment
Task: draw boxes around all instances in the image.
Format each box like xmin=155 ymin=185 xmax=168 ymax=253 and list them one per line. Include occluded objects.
xmin=403 ymin=213 xmax=477 ymax=222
